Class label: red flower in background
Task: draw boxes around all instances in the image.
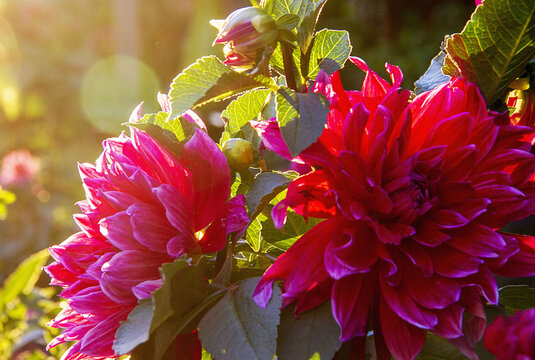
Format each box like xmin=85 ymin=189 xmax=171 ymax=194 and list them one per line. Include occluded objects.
xmin=254 ymin=59 xmax=535 ymax=359
xmin=484 ymin=309 xmax=535 ymax=360
xmin=46 ymin=127 xmax=248 ymax=360
xmin=0 ymin=149 xmax=40 ymax=187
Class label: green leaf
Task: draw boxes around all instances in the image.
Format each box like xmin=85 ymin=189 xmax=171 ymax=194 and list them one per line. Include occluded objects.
xmin=261 ymin=211 xmax=322 ymax=250
xmin=499 ymin=285 xmax=535 ymax=313
xmin=198 ymin=278 xmax=282 ymax=360
xmin=276 ymin=14 xmax=300 ymax=30
xmin=168 ymin=56 xmax=273 ymax=120
xmin=0 ymin=249 xmax=49 ymax=309
xmin=443 ymin=0 xmax=535 ymax=105
xmin=268 ymin=0 xmax=315 ymax=21
xmin=246 ymin=214 xmax=266 ymax=252
xmin=113 ymin=298 xmax=153 ymax=355
xmin=416 ymin=334 xmax=469 ymax=360
xmin=151 ymin=111 xmax=187 ymax=141
xmin=277 ymin=301 xmax=342 ymax=360
xmin=307 ymin=29 xmax=351 ymax=78
xmin=222 ymin=89 xmax=271 ymax=136
xmin=276 ymin=87 xmax=329 ymax=157
xmin=415 ymin=51 xmax=451 ymax=94
xmin=126 ymin=257 xmax=223 ymax=360
xmin=246 ymin=172 xmax=291 ymax=220
xmin=270 ymin=42 xmax=302 ymax=77
xmin=296 ymin=0 xmax=327 ymax=54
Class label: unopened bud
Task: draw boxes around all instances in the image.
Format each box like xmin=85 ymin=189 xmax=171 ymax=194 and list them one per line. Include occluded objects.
xmin=508 ymin=88 xmax=535 ymax=128
xmin=223 ymin=138 xmax=255 ymax=170
xmin=211 ymin=7 xmax=277 ymax=72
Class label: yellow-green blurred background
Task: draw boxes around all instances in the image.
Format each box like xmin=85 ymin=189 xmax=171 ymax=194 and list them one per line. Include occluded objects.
xmin=0 ymin=0 xmax=474 ymax=357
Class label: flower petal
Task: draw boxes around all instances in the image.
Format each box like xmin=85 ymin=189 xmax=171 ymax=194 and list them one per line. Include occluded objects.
xmin=332 ymin=273 xmax=375 ymax=341
xmin=180 ymin=129 xmax=231 ymax=230
xmin=380 ymin=297 xmax=426 ymax=360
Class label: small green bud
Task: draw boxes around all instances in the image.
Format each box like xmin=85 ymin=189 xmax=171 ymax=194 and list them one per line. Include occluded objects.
xmin=223 ymin=138 xmax=255 ymax=170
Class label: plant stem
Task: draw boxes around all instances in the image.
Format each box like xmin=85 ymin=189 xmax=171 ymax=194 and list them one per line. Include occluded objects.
xmin=281 ymin=42 xmax=298 ymax=91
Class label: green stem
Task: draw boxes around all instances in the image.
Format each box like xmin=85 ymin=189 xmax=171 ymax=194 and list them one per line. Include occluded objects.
xmin=281 ymin=42 xmax=298 ymax=91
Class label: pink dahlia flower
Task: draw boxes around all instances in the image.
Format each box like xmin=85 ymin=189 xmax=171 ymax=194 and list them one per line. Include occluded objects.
xmin=253 ymin=58 xmax=535 ymax=360
xmin=484 ymin=308 xmax=535 ymax=359
xmin=45 ymin=127 xmax=248 ymax=360
xmin=0 ymin=149 xmax=40 ymax=187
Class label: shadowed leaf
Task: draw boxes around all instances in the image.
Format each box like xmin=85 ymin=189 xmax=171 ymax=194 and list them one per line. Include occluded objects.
xmin=443 ymin=0 xmax=535 ymax=105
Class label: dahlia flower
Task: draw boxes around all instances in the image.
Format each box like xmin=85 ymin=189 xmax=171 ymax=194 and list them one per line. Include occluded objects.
xmin=254 ymin=59 xmax=535 ymax=359
xmin=45 ymin=126 xmax=248 ymax=359
xmin=484 ymin=308 xmax=535 ymax=359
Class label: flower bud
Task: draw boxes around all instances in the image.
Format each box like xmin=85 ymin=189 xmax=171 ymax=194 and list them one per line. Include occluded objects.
xmin=211 ymin=7 xmax=277 ymax=72
xmin=223 ymin=138 xmax=254 ymax=170
xmin=508 ymin=88 xmax=535 ymax=128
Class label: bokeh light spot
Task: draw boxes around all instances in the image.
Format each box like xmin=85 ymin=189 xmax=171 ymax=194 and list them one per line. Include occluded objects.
xmin=81 ymin=55 xmax=160 ymax=134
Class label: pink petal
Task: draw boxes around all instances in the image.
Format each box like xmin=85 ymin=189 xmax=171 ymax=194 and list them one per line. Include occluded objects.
xmin=433 ymin=304 xmax=464 ymax=339
xmin=130 ymin=128 xmax=193 ymax=193
xmin=99 ymin=211 xmax=145 ymax=251
xmin=380 ymin=279 xmax=438 ymax=329
xmin=132 ymin=279 xmax=162 ymax=299
xmin=254 ymin=218 xmax=343 ymax=308
xmin=380 ymin=297 xmax=426 ymax=360
xmin=251 ymin=120 xmax=293 ymax=160
xmin=332 ymin=273 xmax=375 ymax=341
xmin=429 ymin=245 xmax=482 ymax=278
xmin=127 ymin=202 xmax=176 ymax=253
xmin=490 ymin=233 xmax=535 ymax=277
xmin=324 ymin=223 xmax=378 ymax=279
xmin=153 ymin=183 xmax=196 ymax=256
xmin=180 ymin=129 xmax=231 ymax=230
xmin=100 ymin=250 xmax=170 ymax=304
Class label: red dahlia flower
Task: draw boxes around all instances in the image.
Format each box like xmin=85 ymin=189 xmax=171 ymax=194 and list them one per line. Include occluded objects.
xmin=484 ymin=308 xmax=535 ymax=359
xmin=45 ymin=127 xmax=248 ymax=359
xmin=253 ymin=58 xmax=535 ymax=360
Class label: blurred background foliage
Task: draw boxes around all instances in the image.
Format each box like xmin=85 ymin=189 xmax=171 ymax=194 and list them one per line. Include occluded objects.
xmin=0 ymin=0 xmax=475 ymax=358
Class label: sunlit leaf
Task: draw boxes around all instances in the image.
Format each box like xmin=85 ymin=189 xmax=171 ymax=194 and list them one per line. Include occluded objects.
xmin=0 ymin=249 xmax=49 ymax=309
xmin=443 ymin=0 xmax=535 ymax=105
xmin=168 ymin=56 xmax=273 ymax=120
xmin=198 ymin=278 xmax=282 ymax=360
xmin=222 ymin=89 xmax=271 ymax=136
xmin=246 ymin=214 xmax=266 ymax=252
xmin=307 ymin=29 xmax=351 ymax=78
xmin=261 ymin=211 xmax=322 ymax=251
